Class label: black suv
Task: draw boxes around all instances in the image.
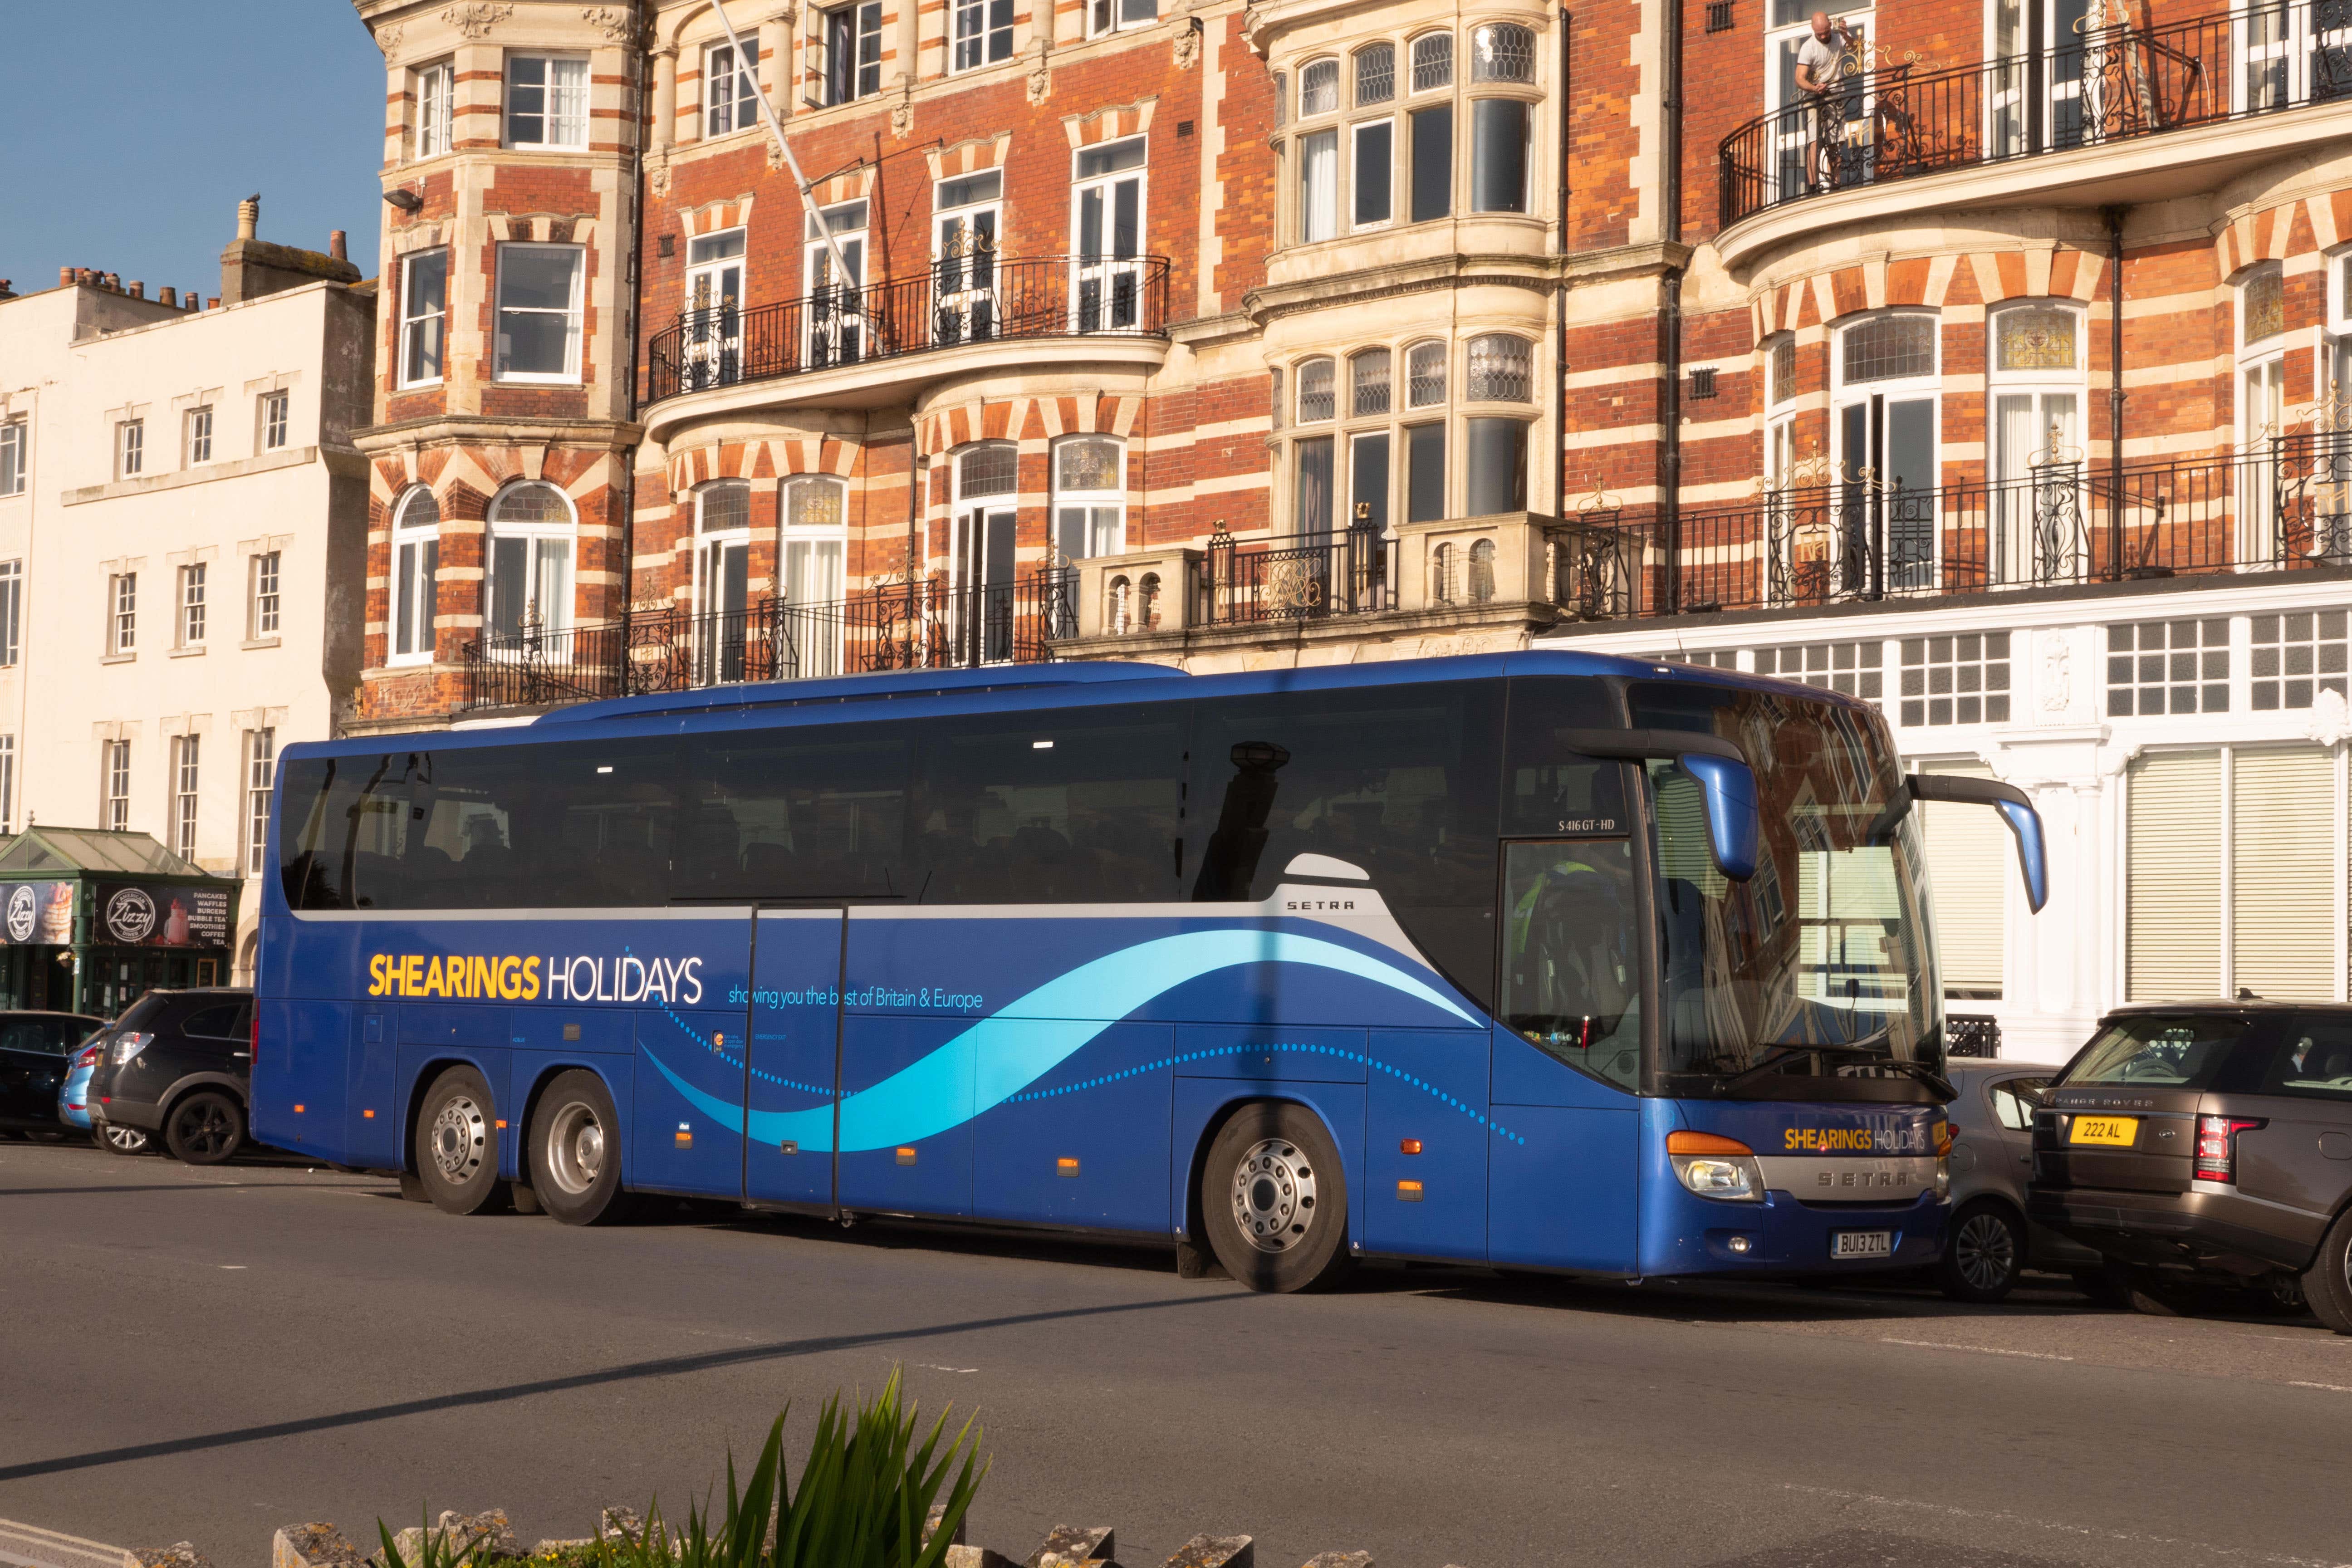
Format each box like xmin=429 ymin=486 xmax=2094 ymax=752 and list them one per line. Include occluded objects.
xmin=87 ymin=989 xmax=255 ymax=1166
xmin=2029 ymin=1003 xmax=2352 ymax=1332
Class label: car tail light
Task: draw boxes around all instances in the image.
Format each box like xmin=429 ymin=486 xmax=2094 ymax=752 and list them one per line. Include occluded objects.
xmin=74 ymin=1043 xmax=103 ymax=1068
xmin=110 ymin=1032 xmax=153 ymax=1066
xmin=2194 ymin=1114 xmax=2265 ymax=1182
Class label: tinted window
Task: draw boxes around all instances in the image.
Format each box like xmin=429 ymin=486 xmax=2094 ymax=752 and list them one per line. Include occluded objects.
xmin=681 ymin=728 xmax=910 ymax=900
xmin=908 ymin=707 xmax=1183 ymax=904
xmin=2063 ymin=1015 xmax=2254 ymax=1089
xmin=2254 ymin=1014 xmax=2352 ymax=1100
xmin=1189 ymin=681 xmax=1503 ymax=1006
xmin=180 ymin=1003 xmax=245 ymax=1040
xmin=1503 ymin=676 xmax=1629 ymax=835
xmin=114 ymin=993 xmax=173 ymax=1033
xmin=0 ymin=1019 xmax=67 ymax=1055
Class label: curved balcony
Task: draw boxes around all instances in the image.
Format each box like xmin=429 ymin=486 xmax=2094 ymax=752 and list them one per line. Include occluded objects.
xmin=1719 ymin=5 xmax=2352 ymax=235
xmin=642 ymin=254 xmax=1171 ymax=432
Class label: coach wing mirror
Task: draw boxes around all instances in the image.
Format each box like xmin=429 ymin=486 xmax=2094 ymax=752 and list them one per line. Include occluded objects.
xmin=1902 ymin=774 xmax=2048 ymax=913
xmin=1557 ymin=729 xmax=1760 ymax=882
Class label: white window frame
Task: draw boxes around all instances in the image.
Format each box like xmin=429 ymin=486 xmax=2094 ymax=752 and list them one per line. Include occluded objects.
xmin=704 ymin=39 xmax=758 ymax=137
xmin=0 ymin=421 xmax=25 ymax=497
xmin=492 ymin=243 xmax=585 ymax=384
xmin=0 ymin=735 xmax=15 ymax=836
xmin=1070 ymin=137 xmax=1148 ymax=332
xmin=810 ymin=2 xmax=884 ymax=105
xmin=103 ymin=739 xmax=131 ymax=832
xmin=1088 ymin=0 xmax=1158 ymax=39
xmin=399 ymin=249 xmax=450 ymax=388
xmin=171 ymin=733 xmax=201 ymax=861
xmin=952 ymin=0 xmax=1015 ymax=72
xmin=485 ymin=482 xmax=578 ymax=643
xmin=244 ymin=728 xmax=276 ymax=877
xmin=249 ymin=550 xmax=281 ymax=640
xmin=0 ymin=560 xmax=19 ymax=668
xmin=259 ymin=390 xmax=291 ymax=452
xmin=414 ymin=60 xmax=455 ymax=159
xmin=2237 ymin=264 xmax=2291 ymax=563
xmin=804 ymin=202 xmax=868 ymax=364
xmin=505 ymin=53 xmax=589 ymax=150
xmin=117 ymin=420 xmax=143 ymax=479
xmin=108 ymin=572 xmax=137 ymax=656
xmin=1828 ymin=310 xmax=1942 ymax=590
xmin=184 ymin=406 xmax=213 ymax=467
xmin=178 ymin=562 xmax=208 ymax=648
xmin=390 ymin=487 xmax=440 ymax=666
xmin=780 ymin=475 xmax=849 ymax=678
xmin=1986 ymin=302 xmax=2088 ymax=583
xmin=1051 ymin=435 xmax=1127 ymax=563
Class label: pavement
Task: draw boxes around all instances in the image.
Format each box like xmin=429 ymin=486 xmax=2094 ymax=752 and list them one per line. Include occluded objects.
xmin=3 ymin=1138 xmax=2350 ymax=1568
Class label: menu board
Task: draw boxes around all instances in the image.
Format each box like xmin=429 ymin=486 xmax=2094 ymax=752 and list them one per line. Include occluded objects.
xmin=94 ymin=882 xmax=234 ymax=948
xmin=0 ymin=881 xmax=75 ymax=945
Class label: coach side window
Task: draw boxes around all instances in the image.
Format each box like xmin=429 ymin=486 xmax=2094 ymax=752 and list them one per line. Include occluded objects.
xmin=1188 ymin=682 xmax=1503 ymax=1006
xmin=907 ymin=706 xmax=1184 ymax=904
xmin=679 ymin=728 xmax=911 ymax=900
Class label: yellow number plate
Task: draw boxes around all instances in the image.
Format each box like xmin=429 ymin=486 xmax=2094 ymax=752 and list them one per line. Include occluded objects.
xmin=2069 ymin=1115 xmax=2140 ymax=1147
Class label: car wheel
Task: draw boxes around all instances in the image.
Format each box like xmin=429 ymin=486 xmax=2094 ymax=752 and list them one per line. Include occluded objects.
xmin=529 ymin=1070 xmax=624 ymax=1226
xmin=165 ymin=1092 xmax=245 ymax=1166
xmin=1937 ymin=1200 xmax=2025 ymax=1304
xmin=1198 ymin=1101 xmax=1353 ymax=1294
xmin=2302 ymin=1206 xmax=2352 ymax=1336
xmin=94 ymin=1123 xmax=150 ymax=1156
xmin=414 ymin=1066 xmax=505 ymax=1215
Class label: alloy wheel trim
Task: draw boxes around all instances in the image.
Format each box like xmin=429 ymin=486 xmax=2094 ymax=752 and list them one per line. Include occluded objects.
xmin=1955 ymin=1210 xmax=2017 ymax=1292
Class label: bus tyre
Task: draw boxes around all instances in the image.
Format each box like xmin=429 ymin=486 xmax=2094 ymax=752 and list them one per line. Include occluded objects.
xmin=164 ymin=1091 xmax=245 ymax=1166
xmin=1200 ymin=1102 xmax=1352 ymax=1294
xmin=2301 ymin=1208 xmax=2352 ymax=1336
xmin=528 ymin=1070 xmax=625 ymax=1226
xmin=1936 ymin=1200 xmax=2024 ymax=1304
xmin=414 ymin=1067 xmax=504 ymax=1216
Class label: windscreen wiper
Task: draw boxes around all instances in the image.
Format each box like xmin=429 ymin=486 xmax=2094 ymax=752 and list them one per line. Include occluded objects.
xmin=1718 ymin=1025 xmax=1897 ymax=1092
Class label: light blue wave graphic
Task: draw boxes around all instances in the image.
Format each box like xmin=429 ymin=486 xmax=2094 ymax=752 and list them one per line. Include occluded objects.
xmin=644 ymin=927 xmax=1475 ymax=1152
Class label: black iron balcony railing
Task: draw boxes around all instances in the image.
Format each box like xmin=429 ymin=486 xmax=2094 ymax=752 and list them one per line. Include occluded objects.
xmin=1558 ymin=426 xmax=2352 ymax=620
xmin=646 ymin=253 xmax=1172 ymax=405
xmin=1199 ymin=524 xmax=1400 ymax=624
xmin=1720 ymin=1 xmax=2352 ymax=225
xmin=461 ymin=571 xmax=1078 ymax=709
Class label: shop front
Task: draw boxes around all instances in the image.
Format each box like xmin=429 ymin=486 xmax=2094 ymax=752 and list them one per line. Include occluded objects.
xmin=0 ymin=828 xmax=241 ymax=1018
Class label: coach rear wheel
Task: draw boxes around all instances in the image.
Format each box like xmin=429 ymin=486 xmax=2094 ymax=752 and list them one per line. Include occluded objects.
xmin=529 ymin=1069 xmax=625 ymax=1226
xmin=413 ymin=1066 xmax=505 ymax=1216
xmin=1199 ymin=1102 xmax=1352 ymax=1294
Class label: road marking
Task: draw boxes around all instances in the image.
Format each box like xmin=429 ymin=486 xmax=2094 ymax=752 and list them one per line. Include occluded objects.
xmin=2288 ymin=1380 xmax=2352 ymax=1392
xmin=916 ymin=1363 xmax=978 ymax=1374
xmin=1878 ymin=1338 xmax=2074 ymax=1361
xmin=1784 ymin=1484 xmax=2352 ymax=1567
xmin=219 ymin=1265 xmax=247 ymax=1271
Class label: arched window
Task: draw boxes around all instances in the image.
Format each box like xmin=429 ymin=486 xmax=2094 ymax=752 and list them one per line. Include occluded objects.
xmin=956 ymin=441 xmax=1018 ymax=500
xmin=781 ymin=475 xmax=847 ymax=676
xmin=391 ymin=486 xmax=439 ymax=662
xmin=1350 ymin=348 xmax=1392 ymax=416
xmin=1470 ymin=23 xmax=1535 ymax=82
xmin=1296 ymin=357 xmax=1336 ymax=421
xmin=950 ymin=444 xmax=1019 ymax=643
xmin=1298 ymin=58 xmax=1341 ymax=116
xmin=1406 ymin=340 xmax=1447 ymax=407
xmin=695 ymin=480 xmax=751 ymax=617
xmin=1054 ymin=436 xmax=1126 ymax=560
xmin=1465 ymin=334 xmax=1533 ymax=402
xmin=1354 ymin=43 xmax=1395 ymax=104
xmin=1832 ymin=312 xmax=1940 ymax=588
xmin=1764 ymin=332 xmax=1799 ymax=491
xmin=1409 ymin=32 xmax=1452 ymax=90
xmin=1468 ymin=536 xmax=1497 ymax=601
xmin=485 ymin=481 xmax=575 ymax=642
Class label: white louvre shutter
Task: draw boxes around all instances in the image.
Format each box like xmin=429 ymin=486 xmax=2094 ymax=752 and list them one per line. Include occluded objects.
xmin=2128 ymin=750 xmax=2222 ymax=1001
xmin=2232 ymin=746 xmax=2336 ymax=1000
xmin=1917 ymin=759 xmax=2006 ymax=999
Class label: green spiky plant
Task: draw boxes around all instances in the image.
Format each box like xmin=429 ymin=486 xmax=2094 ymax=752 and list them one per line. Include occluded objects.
xmin=379 ymin=1368 xmax=985 ymax=1568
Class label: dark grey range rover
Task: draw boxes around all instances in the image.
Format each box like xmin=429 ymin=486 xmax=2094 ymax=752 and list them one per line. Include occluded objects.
xmin=2029 ymin=1004 xmax=2352 ymax=1332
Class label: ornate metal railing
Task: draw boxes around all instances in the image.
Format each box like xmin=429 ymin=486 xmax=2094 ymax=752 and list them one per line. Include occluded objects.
xmin=1720 ymin=1 xmax=2351 ymax=224
xmin=646 ymin=253 xmax=1171 ymax=404
xmin=1568 ymin=425 xmax=2352 ymax=618
xmin=462 ymin=570 xmax=1077 ymax=708
xmin=1199 ymin=524 xmax=1399 ymax=624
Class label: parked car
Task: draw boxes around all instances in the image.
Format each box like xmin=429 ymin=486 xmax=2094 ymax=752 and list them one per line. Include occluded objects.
xmin=2029 ymin=1003 xmax=2352 ymax=1333
xmin=1934 ymin=1058 xmax=2104 ymax=1302
xmin=86 ymin=989 xmax=255 ymax=1166
xmin=0 ymin=1011 xmax=106 ymax=1141
xmin=58 ymin=1028 xmax=152 ymax=1153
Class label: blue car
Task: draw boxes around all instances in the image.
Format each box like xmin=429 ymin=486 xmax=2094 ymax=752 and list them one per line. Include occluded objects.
xmin=37 ymin=1015 xmax=135 ymax=1152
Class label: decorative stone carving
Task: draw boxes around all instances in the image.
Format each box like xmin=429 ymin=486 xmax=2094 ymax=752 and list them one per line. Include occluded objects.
xmin=377 ymin=23 xmax=405 ymax=54
xmin=2307 ymin=687 xmax=2352 ymax=748
xmin=766 ymin=137 xmax=786 ymax=170
xmin=440 ymin=3 xmax=514 ymax=39
xmin=1026 ymin=42 xmax=1052 ymax=105
xmin=2038 ymin=630 xmax=2071 ymax=716
xmin=581 ymin=5 xmax=632 ymax=40
xmin=890 ymin=86 xmax=914 ymax=139
xmin=648 ymin=159 xmax=672 ymax=196
xmin=1173 ymin=13 xmax=1201 ymax=69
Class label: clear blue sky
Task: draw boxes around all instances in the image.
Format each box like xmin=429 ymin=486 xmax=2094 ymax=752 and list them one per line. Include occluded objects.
xmin=0 ymin=1 xmax=387 ymax=298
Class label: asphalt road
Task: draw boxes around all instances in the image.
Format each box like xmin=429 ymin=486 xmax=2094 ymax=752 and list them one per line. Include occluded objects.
xmin=4 ymin=1141 xmax=2351 ymax=1568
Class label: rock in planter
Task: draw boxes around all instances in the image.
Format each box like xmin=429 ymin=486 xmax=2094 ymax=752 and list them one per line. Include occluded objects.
xmin=134 ymin=1545 xmax=215 ymax=1568
xmin=385 ymin=1511 xmax=521 ymax=1565
xmin=273 ymin=1524 xmax=365 ymax=1568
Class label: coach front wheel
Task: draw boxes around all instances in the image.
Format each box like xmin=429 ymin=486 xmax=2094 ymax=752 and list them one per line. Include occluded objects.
xmin=414 ymin=1066 xmax=505 ymax=1215
xmin=529 ymin=1070 xmax=625 ymax=1226
xmin=1199 ymin=1102 xmax=1353 ymax=1294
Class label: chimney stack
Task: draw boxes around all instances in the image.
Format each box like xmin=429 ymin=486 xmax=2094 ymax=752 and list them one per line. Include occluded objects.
xmin=129 ymin=281 xmax=145 ymax=299
xmin=101 ymin=273 xmax=120 ymax=292
xmin=329 ymin=230 xmax=348 ymax=262
xmin=75 ymin=268 xmax=94 ymax=286
xmin=206 ymin=296 xmax=220 ymax=310
xmin=237 ymin=195 xmax=260 ymax=241
xmin=59 ymin=267 xmax=73 ymax=288
xmin=185 ymin=289 xmax=200 ymax=311
xmin=160 ymin=286 xmax=178 ymax=308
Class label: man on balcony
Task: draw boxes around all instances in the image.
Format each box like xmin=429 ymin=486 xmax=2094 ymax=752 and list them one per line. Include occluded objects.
xmin=1794 ymin=11 xmax=1862 ymax=192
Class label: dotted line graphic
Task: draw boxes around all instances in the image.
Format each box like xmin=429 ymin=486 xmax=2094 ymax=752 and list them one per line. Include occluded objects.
xmin=632 ymin=949 xmax=1525 ymax=1146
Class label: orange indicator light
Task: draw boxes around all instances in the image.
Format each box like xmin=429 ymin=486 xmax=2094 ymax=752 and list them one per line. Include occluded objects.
xmin=1666 ymin=1130 xmax=1753 ymax=1156
xmin=1396 ymin=1180 xmax=1425 ymax=1201
xmin=292 ymin=1104 xmax=304 ymax=1114
xmin=1399 ymin=1138 xmax=1423 ymax=1156
xmin=495 ymin=1119 xmax=507 ymax=1129
xmin=896 ymin=1146 xmax=918 ymax=1165
xmin=363 ymin=1109 xmax=375 ymax=1119
xmin=1056 ymin=1156 xmax=1081 ymax=1177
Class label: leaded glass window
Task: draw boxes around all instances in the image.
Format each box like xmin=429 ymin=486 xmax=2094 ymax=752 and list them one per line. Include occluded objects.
xmin=2243 ymin=265 xmax=2284 ymax=345
xmin=1351 ymin=349 xmax=1392 ymax=416
xmin=1841 ymin=314 xmax=1936 ymax=383
xmin=1296 ymin=357 xmax=1336 ymax=422
xmin=1465 ymin=334 xmax=1532 ymax=402
xmin=1406 ymin=340 xmax=1447 ymax=407
xmin=1355 ymin=44 xmax=1395 ymax=104
xmin=1995 ymin=307 xmax=2078 ymax=372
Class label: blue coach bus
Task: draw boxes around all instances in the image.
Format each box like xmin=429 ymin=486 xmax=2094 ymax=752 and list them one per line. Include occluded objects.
xmin=254 ymin=651 xmax=2045 ymax=1292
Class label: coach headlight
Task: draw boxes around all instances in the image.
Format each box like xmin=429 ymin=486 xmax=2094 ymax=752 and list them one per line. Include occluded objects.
xmin=1667 ymin=1130 xmax=1763 ymax=1202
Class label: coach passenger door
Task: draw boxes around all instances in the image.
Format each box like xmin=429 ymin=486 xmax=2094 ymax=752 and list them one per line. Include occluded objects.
xmin=744 ymin=909 xmax=845 ymax=1210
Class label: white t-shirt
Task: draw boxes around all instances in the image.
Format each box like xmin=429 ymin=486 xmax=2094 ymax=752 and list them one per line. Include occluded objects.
xmin=1796 ymin=29 xmax=1849 ymax=90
